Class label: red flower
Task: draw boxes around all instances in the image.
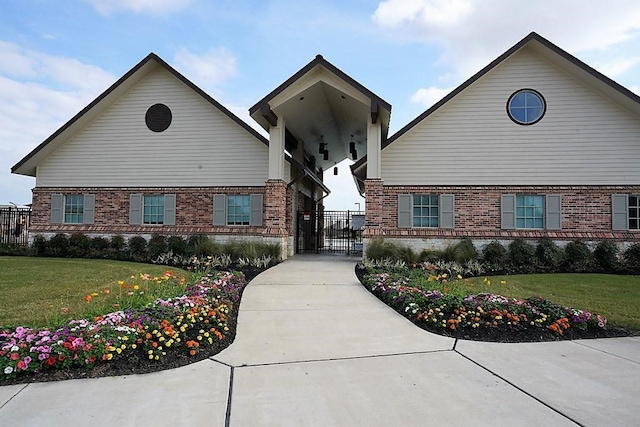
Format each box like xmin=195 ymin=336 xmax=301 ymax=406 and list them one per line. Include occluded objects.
xmin=10 ymin=353 xmax=19 ymax=361
xmin=46 ymin=357 xmax=57 ymax=366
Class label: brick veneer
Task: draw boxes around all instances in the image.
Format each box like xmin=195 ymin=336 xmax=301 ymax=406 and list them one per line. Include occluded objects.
xmin=365 ymin=184 xmax=640 ymax=241
xmin=263 ymin=179 xmax=288 ymax=237
xmin=31 ymin=187 xmax=266 ymax=236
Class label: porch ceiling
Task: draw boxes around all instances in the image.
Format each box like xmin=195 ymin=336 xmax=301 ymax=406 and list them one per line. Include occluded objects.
xmin=276 ymin=81 xmax=370 ymax=169
xmin=250 ymin=55 xmax=391 ymax=171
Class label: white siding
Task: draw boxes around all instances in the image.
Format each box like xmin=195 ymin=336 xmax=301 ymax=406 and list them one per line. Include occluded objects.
xmin=37 ymin=68 xmax=269 ymax=187
xmin=382 ymin=47 xmax=640 ymax=185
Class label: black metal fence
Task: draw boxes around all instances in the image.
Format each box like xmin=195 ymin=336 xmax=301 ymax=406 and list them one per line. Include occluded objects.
xmin=0 ymin=207 xmax=31 ymax=245
xmin=296 ymin=210 xmax=364 ymax=254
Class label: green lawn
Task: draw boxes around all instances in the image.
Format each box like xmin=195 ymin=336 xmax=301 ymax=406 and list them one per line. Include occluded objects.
xmin=464 ymin=274 xmax=640 ymax=330
xmin=0 ymin=257 xmax=190 ymax=328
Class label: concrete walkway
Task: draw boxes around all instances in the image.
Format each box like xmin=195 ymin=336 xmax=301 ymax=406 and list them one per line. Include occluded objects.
xmin=1 ymin=255 xmax=639 ymax=426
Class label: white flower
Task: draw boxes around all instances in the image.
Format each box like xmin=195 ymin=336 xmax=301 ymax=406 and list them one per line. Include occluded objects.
xmin=10 ymin=346 xmax=19 ymax=352
xmin=4 ymin=366 xmax=14 ymax=374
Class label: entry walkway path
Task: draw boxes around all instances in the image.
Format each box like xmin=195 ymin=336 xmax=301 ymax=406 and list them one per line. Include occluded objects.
xmin=1 ymin=255 xmax=639 ymax=426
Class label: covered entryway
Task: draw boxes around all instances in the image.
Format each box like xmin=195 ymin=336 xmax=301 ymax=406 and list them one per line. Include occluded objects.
xmin=249 ymin=54 xmax=391 ymax=257
xmin=296 ymin=210 xmax=364 ymax=254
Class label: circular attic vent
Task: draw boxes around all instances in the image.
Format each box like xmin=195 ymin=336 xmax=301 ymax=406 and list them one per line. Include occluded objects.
xmin=145 ymin=103 xmax=172 ymax=132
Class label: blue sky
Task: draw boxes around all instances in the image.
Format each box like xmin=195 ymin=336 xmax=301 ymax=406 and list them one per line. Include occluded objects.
xmin=2 ymin=0 xmax=640 ymax=210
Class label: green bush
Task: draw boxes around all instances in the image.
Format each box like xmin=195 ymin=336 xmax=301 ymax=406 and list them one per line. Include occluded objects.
xmin=68 ymin=233 xmax=91 ymax=258
xmin=535 ymin=237 xmax=564 ymax=272
xmin=32 ymin=234 xmax=48 ymax=256
xmin=167 ymin=235 xmax=188 ymax=255
xmin=508 ymin=239 xmax=536 ymax=273
xmin=563 ymin=240 xmax=593 ymax=272
xmin=188 ymin=235 xmax=219 ymax=257
xmin=594 ymin=241 xmax=620 ymax=273
xmin=0 ymin=243 xmax=29 ymax=256
xmin=128 ymin=236 xmax=148 ymax=262
xmin=48 ymin=233 xmax=70 ymax=257
xmin=148 ymin=234 xmax=168 ymax=258
xmin=418 ymin=248 xmax=441 ymax=263
xmin=482 ymin=241 xmax=508 ymax=265
xmin=365 ymin=238 xmax=398 ymax=261
xmin=90 ymin=236 xmax=110 ymax=254
xmin=452 ymin=237 xmax=478 ymax=262
xmin=622 ymin=243 xmax=640 ymax=274
xmin=110 ymin=235 xmax=126 ymax=251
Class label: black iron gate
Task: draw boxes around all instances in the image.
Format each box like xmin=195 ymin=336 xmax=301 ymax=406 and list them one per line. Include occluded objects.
xmin=296 ymin=210 xmax=364 ymax=254
xmin=0 ymin=207 xmax=31 ymax=245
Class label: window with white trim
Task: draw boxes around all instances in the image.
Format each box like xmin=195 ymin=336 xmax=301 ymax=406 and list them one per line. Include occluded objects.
xmin=516 ymin=195 xmax=544 ymax=229
xmin=143 ymin=195 xmax=165 ymax=225
xmin=227 ymin=195 xmax=250 ymax=225
xmin=64 ymin=195 xmax=84 ymax=224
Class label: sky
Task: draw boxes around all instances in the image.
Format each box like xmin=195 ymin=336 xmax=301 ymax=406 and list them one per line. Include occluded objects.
xmin=2 ymin=0 xmax=640 ymax=210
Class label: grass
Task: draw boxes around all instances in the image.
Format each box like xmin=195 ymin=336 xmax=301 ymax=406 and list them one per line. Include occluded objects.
xmin=457 ymin=274 xmax=640 ymax=330
xmin=0 ymin=257 xmax=190 ymax=328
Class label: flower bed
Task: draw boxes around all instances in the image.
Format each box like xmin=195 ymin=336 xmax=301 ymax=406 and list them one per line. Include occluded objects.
xmin=360 ymin=269 xmax=621 ymax=342
xmin=1 ymin=271 xmax=246 ymax=383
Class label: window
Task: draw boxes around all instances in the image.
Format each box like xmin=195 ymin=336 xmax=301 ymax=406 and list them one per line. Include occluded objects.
xmin=501 ymin=194 xmax=561 ymax=230
xmin=145 ymin=103 xmax=172 ymax=132
xmin=507 ymin=89 xmax=546 ymax=125
xmin=413 ymin=195 xmax=439 ymax=227
xmin=64 ymin=195 xmax=84 ymax=224
xmin=629 ymin=196 xmax=640 ymax=230
xmin=50 ymin=193 xmax=95 ymax=225
xmin=129 ymin=194 xmax=175 ymax=226
xmin=516 ymin=195 xmax=544 ymax=229
xmin=397 ymin=194 xmax=455 ymax=229
xmin=143 ymin=195 xmax=165 ymax=225
xmin=227 ymin=195 xmax=250 ymax=225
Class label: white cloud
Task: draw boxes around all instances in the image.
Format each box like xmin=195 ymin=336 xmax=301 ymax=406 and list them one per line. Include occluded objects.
xmin=410 ymin=86 xmax=455 ymax=108
xmin=0 ymin=42 xmax=115 ymax=204
xmin=372 ymin=0 xmax=640 ymax=81
xmin=86 ymin=0 xmax=192 ymax=15
xmin=596 ymin=57 xmax=640 ymax=79
xmin=173 ymin=47 xmax=237 ymax=89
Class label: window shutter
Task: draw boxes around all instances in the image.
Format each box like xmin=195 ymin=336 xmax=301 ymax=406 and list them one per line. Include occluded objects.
xmin=213 ymin=194 xmax=227 ymax=226
xmin=83 ymin=194 xmax=95 ymax=224
xmin=250 ymin=194 xmax=263 ymax=226
xmin=398 ymin=194 xmax=412 ymax=228
xmin=129 ymin=194 xmax=142 ymax=225
xmin=164 ymin=194 xmax=176 ymax=225
xmin=545 ymin=195 xmax=562 ymax=230
xmin=611 ymin=194 xmax=628 ymax=231
xmin=501 ymin=194 xmax=516 ymax=229
xmin=51 ymin=194 xmax=63 ymax=224
xmin=439 ymin=194 xmax=455 ymax=229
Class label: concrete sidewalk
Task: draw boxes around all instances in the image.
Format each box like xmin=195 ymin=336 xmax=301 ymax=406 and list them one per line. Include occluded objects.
xmin=1 ymin=255 xmax=639 ymax=426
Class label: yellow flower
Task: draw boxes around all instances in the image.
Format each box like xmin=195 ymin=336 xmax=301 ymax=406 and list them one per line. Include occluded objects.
xmin=500 ymin=280 xmax=507 ymax=285
xmin=134 ymin=285 xmax=140 ymax=291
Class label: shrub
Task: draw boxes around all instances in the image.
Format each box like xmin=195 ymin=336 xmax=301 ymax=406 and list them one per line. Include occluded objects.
xmin=68 ymin=233 xmax=91 ymax=258
xmin=128 ymin=236 xmax=148 ymax=262
xmin=563 ymin=240 xmax=593 ymax=272
xmin=508 ymin=239 xmax=536 ymax=273
xmin=622 ymin=243 xmax=640 ymax=274
xmin=90 ymin=236 xmax=110 ymax=254
xmin=365 ymin=238 xmax=399 ymax=261
xmin=418 ymin=249 xmax=440 ymax=263
xmin=594 ymin=241 xmax=620 ymax=273
xmin=452 ymin=237 xmax=478 ymax=262
xmin=32 ymin=234 xmax=48 ymax=256
xmin=148 ymin=234 xmax=168 ymax=259
xmin=167 ymin=235 xmax=188 ymax=255
xmin=188 ymin=235 xmax=218 ymax=257
xmin=535 ymin=237 xmax=564 ymax=272
xmin=482 ymin=241 xmax=508 ymax=265
xmin=48 ymin=233 xmax=70 ymax=257
xmin=109 ymin=235 xmax=128 ymax=260
xmin=396 ymin=245 xmax=419 ymax=265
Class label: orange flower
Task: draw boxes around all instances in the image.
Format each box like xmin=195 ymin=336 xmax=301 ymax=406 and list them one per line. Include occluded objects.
xmin=83 ymin=295 xmax=92 ymax=303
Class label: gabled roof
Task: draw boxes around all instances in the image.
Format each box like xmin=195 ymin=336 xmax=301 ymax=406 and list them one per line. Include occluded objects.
xmin=249 ymin=54 xmax=391 ymax=124
xmin=351 ymin=31 xmax=640 ymax=173
xmin=12 ymin=53 xmax=269 ymax=177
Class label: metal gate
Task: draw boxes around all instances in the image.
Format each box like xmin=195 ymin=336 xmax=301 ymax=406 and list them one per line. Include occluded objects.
xmin=0 ymin=207 xmax=31 ymax=245
xmin=296 ymin=210 xmax=364 ymax=254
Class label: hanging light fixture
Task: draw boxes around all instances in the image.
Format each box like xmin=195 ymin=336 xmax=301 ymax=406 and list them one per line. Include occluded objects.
xmin=323 ymin=150 xmax=329 ymax=161
xmin=318 ymin=135 xmax=325 ymax=154
xmin=333 ymin=165 xmax=338 ymax=175
xmin=352 ymin=149 xmax=358 ymax=160
xmin=349 ymin=135 xmax=356 ymax=154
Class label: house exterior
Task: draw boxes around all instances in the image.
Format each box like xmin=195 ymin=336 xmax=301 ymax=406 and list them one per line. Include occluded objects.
xmin=12 ymin=32 xmax=640 ymax=257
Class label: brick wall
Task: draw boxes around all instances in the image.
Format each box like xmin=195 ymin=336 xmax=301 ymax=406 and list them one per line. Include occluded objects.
xmin=366 ymin=184 xmax=640 ymax=241
xmin=31 ymin=186 xmax=266 ymax=236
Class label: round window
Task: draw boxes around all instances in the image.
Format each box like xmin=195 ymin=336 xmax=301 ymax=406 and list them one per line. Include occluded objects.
xmin=507 ymin=89 xmax=545 ymax=125
xmin=145 ymin=103 xmax=172 ymax=132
